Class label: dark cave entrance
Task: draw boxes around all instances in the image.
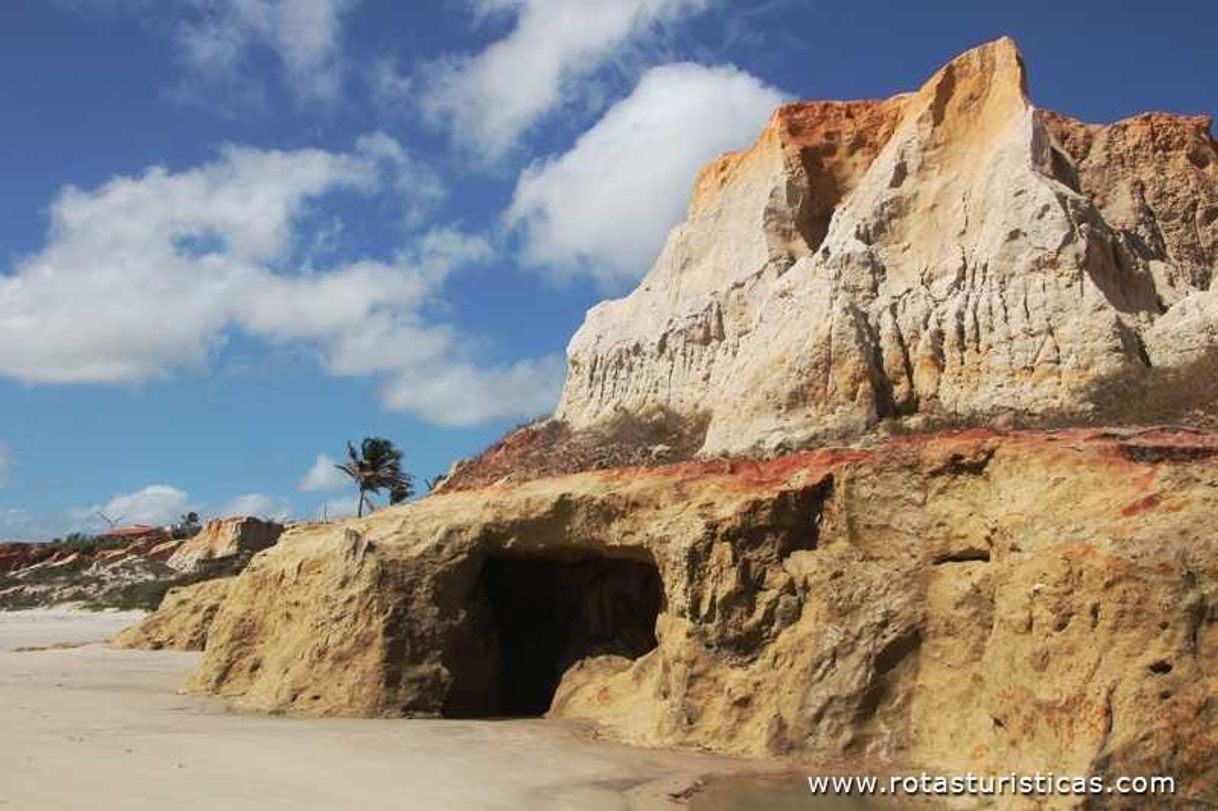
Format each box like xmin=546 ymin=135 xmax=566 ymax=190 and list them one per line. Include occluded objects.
xmin=454 ymin=553 xmax=663 ymax=718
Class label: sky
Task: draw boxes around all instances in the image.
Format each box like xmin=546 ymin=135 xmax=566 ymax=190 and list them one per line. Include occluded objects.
xmin=1 ymin=0 xmax=1215 ymax=538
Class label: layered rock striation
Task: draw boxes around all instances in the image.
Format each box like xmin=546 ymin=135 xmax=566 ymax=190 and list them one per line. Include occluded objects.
xmin=557 ymin=38 xmax=1218 ymax=456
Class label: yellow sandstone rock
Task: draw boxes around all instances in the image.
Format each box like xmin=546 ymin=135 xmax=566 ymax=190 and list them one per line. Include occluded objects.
xmin=171 ymin=429 xmax=1217 ymax=806
xmin=112 ymin=577 xmax=233 ymax=651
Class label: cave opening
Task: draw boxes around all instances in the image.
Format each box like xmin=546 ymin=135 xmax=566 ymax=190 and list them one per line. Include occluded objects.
xmin=456 ymin=553 xmax=663 ymax=718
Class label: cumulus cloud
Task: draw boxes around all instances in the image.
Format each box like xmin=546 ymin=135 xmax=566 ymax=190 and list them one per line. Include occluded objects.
xmin=507 ymin=62 xmax=785 ymax=289
xmin=216 ymin=492 xmax=293 ymax=519
xmin=382 ymin=354 xmax=566 ymax=427
xmin=174 ymin=0 xmax=361 ymax=102
xmin=0 ymin=508 xmax=47 ymax=542
xmin=55 ymin=485 xmax=293 ymax=536
xmin=78 ymin=485 xmax=193 ymax=528
xmin=1 ymin=136 xmax=399 ymax=383
xmin=298 ymin=454 xmax=349 ymax=492
xmin=418 ymin=0 xmax=709 ymax=157
xmin=318 ymin=495 xmax=359 ymax=520
xmin=0 ymin=136 xmax=558 ymax=426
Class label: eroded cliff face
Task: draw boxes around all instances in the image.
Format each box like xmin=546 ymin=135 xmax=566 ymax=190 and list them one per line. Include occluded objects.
xmin=112 ymin=577 xmax=233 ymax=651
xmin=557 ymin=37 xmax=1218 ymax=456
xmin=178 ymin=429 xmax=1217 ymax=806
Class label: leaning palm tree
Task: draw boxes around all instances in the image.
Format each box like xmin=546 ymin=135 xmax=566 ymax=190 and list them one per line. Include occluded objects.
xmin=335 ymin=437 xmax=414 ymax=517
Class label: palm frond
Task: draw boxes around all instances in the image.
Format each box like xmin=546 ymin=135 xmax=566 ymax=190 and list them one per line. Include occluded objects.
xmin=334 ymin=436 xmax=413 ymax=515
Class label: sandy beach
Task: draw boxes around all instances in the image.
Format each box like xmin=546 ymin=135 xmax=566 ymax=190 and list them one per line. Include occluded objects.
xmin=0 ymin=609 xmax=757 ymax=811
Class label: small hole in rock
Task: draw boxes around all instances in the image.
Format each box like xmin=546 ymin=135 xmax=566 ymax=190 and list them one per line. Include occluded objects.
xmin=1148 ymin=660 xmax=1173 ymax=675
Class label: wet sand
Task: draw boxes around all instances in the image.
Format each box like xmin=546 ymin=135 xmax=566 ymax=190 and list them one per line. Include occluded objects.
xmin=0 ymin=606 xmax=148 ymax=651
xmin=0 ymin=609 xmax=751 ymax=810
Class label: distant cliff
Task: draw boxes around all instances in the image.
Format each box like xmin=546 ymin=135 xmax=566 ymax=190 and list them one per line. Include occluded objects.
xmin=0 ymin=517 xmax=281 ymax=610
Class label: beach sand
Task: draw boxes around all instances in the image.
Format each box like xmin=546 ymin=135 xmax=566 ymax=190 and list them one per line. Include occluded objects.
xmin=0 ymin=608 xmax=751 ymax=810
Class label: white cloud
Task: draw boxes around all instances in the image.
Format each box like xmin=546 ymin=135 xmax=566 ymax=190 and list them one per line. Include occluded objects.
xmin=216 ymin=492 xmax=293 ymax=520
xmin=1 ymin=138 xmax=393 ymax=383
xmin=298 ymin=454 xmax=349 ymax=492
xmin=174 ymin=0 xmax=360 ymax=102
xmin=418 ymin=0 xmax=709 ymax=157
xmin=78 ymin=485 xmax=193 ymax=528
xmin=0 ymin=508 xmax=38 ymax=541
xmin=353 ymin=132 xmax=448 ymax=227
xmin=50 ymin=486 xmax=294 ymax=537
xmin=382 ymin=354 xmax=565 ymax=427
xmin=507 ymin=62 xmax=786 ymax=288
xmin=0 ymin=137 xmax=556 ymax=426
xmin=318 ymin=495 xmax=359 ymax=520
xmin=369 ymin=55 xmax=413 ymax=107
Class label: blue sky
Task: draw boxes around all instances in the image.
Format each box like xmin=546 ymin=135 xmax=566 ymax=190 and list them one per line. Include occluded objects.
xmin=1 ymin=0 xmax=1215 ymax=538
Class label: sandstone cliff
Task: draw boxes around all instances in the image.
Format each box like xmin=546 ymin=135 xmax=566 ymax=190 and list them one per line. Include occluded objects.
xmin=112 ymin=577 xmax=233 ymax=651
xmin=557 ymin=37 xmax=1218 ymax=457
xmin=181 ymin=429 xmax=1217 ymax=806
xmin=0 ymin=537 xmax=183 ymax=610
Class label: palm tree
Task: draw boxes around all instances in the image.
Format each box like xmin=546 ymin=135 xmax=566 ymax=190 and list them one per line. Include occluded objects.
xmin=335 ymin=437 xmax=413 ymax=517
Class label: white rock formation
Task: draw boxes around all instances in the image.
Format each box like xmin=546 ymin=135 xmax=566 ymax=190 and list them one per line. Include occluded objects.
xmin=557 ymin=38 xmax=1218 ymax=455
